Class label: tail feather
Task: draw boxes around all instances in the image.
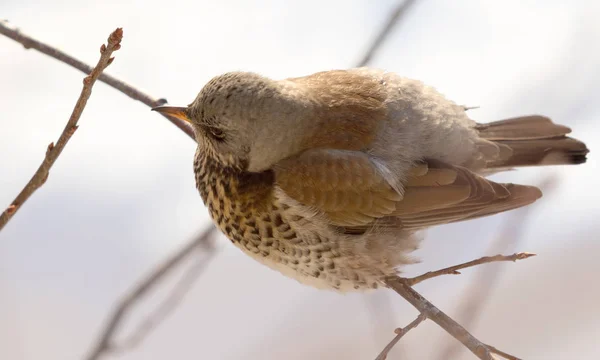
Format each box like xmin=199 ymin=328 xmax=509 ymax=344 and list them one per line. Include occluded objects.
xmin=476 ymin=115 xmax=589 ymax=169
xmin=475 ymin=115 xmax=572 ymax=140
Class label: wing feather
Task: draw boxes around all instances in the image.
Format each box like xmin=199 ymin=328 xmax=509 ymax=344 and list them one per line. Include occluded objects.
xmin=275 ymin=151 xmax=542 ymax=231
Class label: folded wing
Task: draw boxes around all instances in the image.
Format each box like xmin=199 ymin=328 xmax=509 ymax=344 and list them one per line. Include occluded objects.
xmin=275 ymin=150 xmax=542 ymax=232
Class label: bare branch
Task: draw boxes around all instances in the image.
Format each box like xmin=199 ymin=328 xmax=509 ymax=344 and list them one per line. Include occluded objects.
xmin=84 ymin=226 xmax=217 ymax=360
xmin=356 ymin=0 xmax=418 ymax=67
xmin=0 ymin=20 xmax=214 ymax=358
xmin=385 ymin=276 xmax=497 ymax=359
xmin=405 ymin=252 xmax=536 ymax=286
xmin=375 ymin=313 xmax=426 ymax=360
xmin=384 ymin=251 xmax=537 ymax=359
xmin=0 ymin=20 xmax=195 ymax=141
xmin=0 ymin=27 xmax=123 ymax=232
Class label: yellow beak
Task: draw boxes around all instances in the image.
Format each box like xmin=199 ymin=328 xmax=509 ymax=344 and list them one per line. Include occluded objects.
xmin=151 ymin=106 xmax=191 ymax=123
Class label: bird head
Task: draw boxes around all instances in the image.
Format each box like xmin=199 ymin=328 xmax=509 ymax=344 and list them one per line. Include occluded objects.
xmin=153 ymin=71 xmax=312 ymax=172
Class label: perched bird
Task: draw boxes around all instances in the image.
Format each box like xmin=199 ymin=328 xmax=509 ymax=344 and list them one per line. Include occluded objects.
xmin=153 ymin=68 xmax=588 ymax=291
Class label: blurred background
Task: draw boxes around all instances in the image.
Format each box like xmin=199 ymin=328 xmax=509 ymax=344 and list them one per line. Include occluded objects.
xmin=1 ymin=1 xmax=599 ymax=359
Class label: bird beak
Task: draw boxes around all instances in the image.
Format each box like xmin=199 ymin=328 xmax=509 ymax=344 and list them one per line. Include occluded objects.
xmin=151 ymin=106 xmax=191 ymax=123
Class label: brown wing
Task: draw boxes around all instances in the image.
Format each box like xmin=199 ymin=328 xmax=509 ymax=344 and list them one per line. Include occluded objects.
xmin=275 ymin=151 xmax=542 ymax=231
xmin=395 ymin=160 xmax=542 ymax=230
xmin=275 ymin=149 xmax=402 ymax=226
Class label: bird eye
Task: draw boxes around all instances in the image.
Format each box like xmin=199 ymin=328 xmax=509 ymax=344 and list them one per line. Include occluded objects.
xmin=207 ymin=127 xmax=226 ymax=141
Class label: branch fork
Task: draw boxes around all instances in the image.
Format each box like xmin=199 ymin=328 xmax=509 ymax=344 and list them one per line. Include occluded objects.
xmin=377 ymin=253 xmax=533 ymax=360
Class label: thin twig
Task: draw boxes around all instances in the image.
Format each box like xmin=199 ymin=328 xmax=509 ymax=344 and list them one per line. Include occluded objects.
xmin=375 ymin=313 xmax=427 ymax=360
xmin=84 ymin=226 xmax=217 ymax=360
xmin=405 ymin=252 xmax=536 ymax=286
xmin=0 ymin=20 xmax=195 ymax=140
xmin=487 ymin=344 xmax=521 ymax=360
xmin=356 ymin=0 xmax=418 ymax=66
xmin=0 ymin=27 xmax=123 ymax=232
xmin=384 ymin=276 xmax=496 ymax=360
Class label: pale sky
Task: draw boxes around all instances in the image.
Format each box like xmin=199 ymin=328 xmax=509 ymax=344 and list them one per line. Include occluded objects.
xmin=1 ymin=1 xmax=599 ymax=359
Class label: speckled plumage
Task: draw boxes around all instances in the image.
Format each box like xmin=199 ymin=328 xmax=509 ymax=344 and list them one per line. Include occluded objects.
xmin=154 ymin=67 xmax=588 ymax=291
xmin=193 ymin=148 xmax=404 ymax=290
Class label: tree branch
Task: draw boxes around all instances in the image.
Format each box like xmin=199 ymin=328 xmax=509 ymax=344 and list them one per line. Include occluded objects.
xmin=375 ymin=313 xmax=426 ymax=360
xmin=384 ymin=250 xmax=535 ymax=360
xmin=404 ymin=252 xmax=536 ymax=286
xmin=356 ymin=0 xmax=418 ymax=67
xmin=0 ymin=27 xmax=123 ymax=232
xmin=0 ymin=21 xmax=214 ymax=359
xmin=385 ymin=276 xmax=497 ymax=360
xmin=0 ymin=20 xmax=195 ymax=141
xmin=84 ymin=226 xmax=218 ymax=360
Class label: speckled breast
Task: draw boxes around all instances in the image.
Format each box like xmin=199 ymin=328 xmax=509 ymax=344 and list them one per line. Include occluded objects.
xmin=193 ymin=152 xmax=316 ymax=260
xmin=192 ymin=150 xmax=385 ymax=291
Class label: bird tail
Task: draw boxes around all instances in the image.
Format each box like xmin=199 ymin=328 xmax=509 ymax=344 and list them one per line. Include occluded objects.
xmin=475 ymin=115 xmax=589 ymax=169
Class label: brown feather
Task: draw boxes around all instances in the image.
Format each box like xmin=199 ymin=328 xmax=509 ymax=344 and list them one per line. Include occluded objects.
xmin=409 ymin=162 xmax=429 ymax=177
xmin=397 ymin=168 xmax=542 ymax=230
xmin=489 ymin=138 xmax=588 ymax=167
xmin=286 ymin=70 xmax=388 ymax=151
xmin=277 ymin=152 xmax=544 ymax=232
xmin=461 ymin=184 xmax=541 ymax=221
xmin=476 ymin=115 xmax=589 ymax=168
xmin=475 ymin=115 xmax=572 ymax=140
xmin=275 ymin=149 xmax=401 ymax=227
xmin=405 ymin=167 xmax=458 ymax=187
xmin=393 ymin=185 xmax=472 ymax=215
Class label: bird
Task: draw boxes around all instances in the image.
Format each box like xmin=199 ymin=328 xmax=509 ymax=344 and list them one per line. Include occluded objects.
xmin=152 ymin=68 xmax=589 ymax=292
